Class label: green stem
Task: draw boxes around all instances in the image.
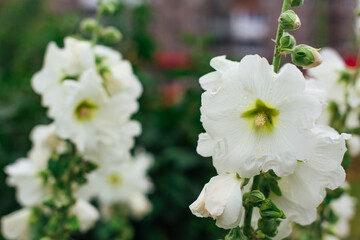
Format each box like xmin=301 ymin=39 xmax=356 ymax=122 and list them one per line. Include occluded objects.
xmin=272 ymin=0 xmax=292 ymax=73
xmin=243 ymin=175 xmax=261 ymax=238
xmin=91 ymin=0 xmax=104 ymax=46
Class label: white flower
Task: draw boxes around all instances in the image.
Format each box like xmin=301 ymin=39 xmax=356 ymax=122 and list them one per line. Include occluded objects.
xmin=307 ymin=48 xmax=347 ymax=106
xmin=1 ymin=208 xmax=31 ymax=240
xmin=78 ymin=151 xmax=153 ymax=218
xmin=5 ymin=159 xmax=45 ymax=207
xmin=54 ymin=68 xmax=138 ymax=154
xmin=190 ymin=173 xmax=243 ymax=229
xmin=71 ymin=199 xmax=100 ymax=232
xmin=32 ymin=37 xmax=95 ymax=117
xmin=271 ymin=126 xmax=348 ymax=226
xmin=28 ymin=124 xmax=66 ymax=169
xmin=198 ymin=55 xmax=322 ymax=178
xmin=325 ymin=193 xmax=357 ymax=238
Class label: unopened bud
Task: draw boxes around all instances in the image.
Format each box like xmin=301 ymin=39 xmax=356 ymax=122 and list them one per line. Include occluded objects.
xmin=280 ymin=32 xmax=296 ymax=49
xmin=103 ymin=27 xmax=123 ymax=43
xmin=80 ymin=18 xmax=98 ymax=35
xmin=101 ymin=1 xmax=117 ymax=15
xmin=291 ymin=44 xmax=322 ymax=69
xmin=278 ymin=10 xmax=301 ymax=30
xmin=291 ymin=0 xmax=304 ymax=7
xmin=258 ymin=218 xmax=280 ymax=237
xmin=243 ymin=190 xmax=266 ymax=207
xmin=259 ymin=199 xmax=286 ymax=219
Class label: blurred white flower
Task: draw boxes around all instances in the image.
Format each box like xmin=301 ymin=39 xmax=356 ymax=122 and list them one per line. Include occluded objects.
xmin=197 ymin=55 xmax=322 ymax=178
xmin=72 ymin=199 xmax=100 ymax=232
xmin=1 ymin=208 xmax=31 ymax=240
xmin=79 ymin=151 xmax=153 ymax=218
xmin=325 ymin=193 xmax=357 ymax=238
xmin=28 ymin=124 xmax=66 ymax=169
xmin=307 ymin=48 xmax=347 ymax=107
xmin=54 ymin=68 xmax=138 ymax=154
xmin=5 ymin=159 xmax=45 ymax=207
xmin=32 ymin=37 xmax=95 ymax=117
xmin=190 ymin=173 xmax=243 ymax=230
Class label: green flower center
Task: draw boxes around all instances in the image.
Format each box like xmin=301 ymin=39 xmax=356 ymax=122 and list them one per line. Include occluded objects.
xmin=107 ymin=173 xmax=123 ymax=186
xmin=241 ymin=99 xmax=279 ymax=132
xmin=74 ymin=100 xmax=98 ymax=122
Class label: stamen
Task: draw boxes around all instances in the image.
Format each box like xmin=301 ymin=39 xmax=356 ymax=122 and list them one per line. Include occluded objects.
xmin=254 ymin=113 xmax=267 ymax=127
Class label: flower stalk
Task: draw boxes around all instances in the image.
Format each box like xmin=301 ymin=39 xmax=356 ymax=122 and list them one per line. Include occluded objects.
xmin=273 ymin=0 xmax=292 ymax=73
xmin=91 ymin=0 xmax=104 ymax=46
xmin=243 ymin=175 xmax=261 ymax=238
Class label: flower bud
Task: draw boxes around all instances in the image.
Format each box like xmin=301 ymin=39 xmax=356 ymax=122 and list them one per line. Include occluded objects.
xmin=103 ymin=27 xmax=123 ymax=43
xmin=291 ymin=0 xmax=304 ymax=7
xmin=258 ymin=218 xmax=280 ymax=237
xmin=80 ymin=18 xmax=98 ymax=35
xmin=278 ymin=10 xmax=301 ymax=30
xmin=280 ymin=32 xmax=296 ymax=49
xmin=243 ymin=190 xmax=266 ymax=207
xmin=291 ymin=44 xmax=322 ymax=69
xmin=259 ymin=199 xmax=286 ymax=219
xmin=101 ymin=1 xmax=117 ymax=15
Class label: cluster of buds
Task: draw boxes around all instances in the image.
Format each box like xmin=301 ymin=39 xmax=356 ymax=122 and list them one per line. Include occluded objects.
xmin=80 ymin=1 xmax=122 ymax=44
xmin=278 ymin=2 xmax=322 ymax=69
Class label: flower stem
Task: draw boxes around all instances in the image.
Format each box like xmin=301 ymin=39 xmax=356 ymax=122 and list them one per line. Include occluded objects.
xmin=243 ymin=174 xmax=261 ymax=238
xmin=272 ymin=0 xmax=292 ymax=73
xmin=91 ymin=0 xmax=104 ymax=46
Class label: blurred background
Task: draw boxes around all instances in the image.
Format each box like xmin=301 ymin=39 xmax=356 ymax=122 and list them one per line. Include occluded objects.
xmin=0 ymin=0 xmax=359 ymax=239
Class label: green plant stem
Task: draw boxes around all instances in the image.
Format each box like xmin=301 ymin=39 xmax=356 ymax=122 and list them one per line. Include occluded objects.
xmin=272 ymin=0 xmax=292 ymax=73
xmin=243 ymin=175 xmax=261 ymax=238
xmin=91 ymin=0 xmax=104 ymax=46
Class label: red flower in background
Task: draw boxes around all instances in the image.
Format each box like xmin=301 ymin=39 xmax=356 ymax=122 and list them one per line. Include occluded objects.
xmin=155 ymin=51 xmax=191 ymax=70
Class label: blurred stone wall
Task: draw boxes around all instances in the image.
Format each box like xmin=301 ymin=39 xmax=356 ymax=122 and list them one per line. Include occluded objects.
xmin=24 ymin=0 xmax=358 ymax=58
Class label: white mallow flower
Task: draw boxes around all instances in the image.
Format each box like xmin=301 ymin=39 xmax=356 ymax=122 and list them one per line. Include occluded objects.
xmin=54 ymin=68 xmax=138 ymax=154
xmin=246 ymin=126 xmax=349 ymax=239
xmin=190 ymin=173 xmax=243 ymax=229
xmin=307 ymin=48 xmax=347 ymax=107
xmin=32 ymin=37 xmax=95 ymax=117
xmin=197 ymin=55 xmax=322 ymax=178
xmin=71 ymin=199 xmax=100 ymax=232
xmin=78 ymin=151 xmax=153 ymax=218
xmin=5 ymin=158 xmax=45 ymax=207
xmin=1 ymin=208 xmax=31 ymax=240
xmin=28 ymin=124 xmax=66 ymax=169
xmin=82 ymin=120 xmax=141 ymax=164
xmin=324 ymin=193 xmax=357 ymax=238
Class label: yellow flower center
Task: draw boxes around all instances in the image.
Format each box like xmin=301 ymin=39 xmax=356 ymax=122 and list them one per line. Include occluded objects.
xmin=107 ymin=173 xmax=123 ymax=186
xmin=74 ymin=100 xmax=98 ymax=122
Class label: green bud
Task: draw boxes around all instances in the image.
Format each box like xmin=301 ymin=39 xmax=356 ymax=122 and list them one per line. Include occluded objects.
xmin=103 ymin=27 xmax=123 ymax=43
xmin=291 ymin=0 xmax=304 ymax=7
xmin=243 ymin=190 xmax=266 ymax=207
xmin=80 ymin=18 xmax=98 ymax=35
xmin=101 ymin=1 xmax=117 ymax=15
xmin=259 ymin=199 xmax=286 ymax=219
xmin=291 ymin=44 xmax=322 ymax=69
xmin=225 ymin=227 xmax=248 ymax=240
xmin=280 ymin=32 xmax=296 ymax=49
xmin=258 ymin=218 xmax=280 ymax=237
xmin=278 ymin=10 xmax=301 ymax=30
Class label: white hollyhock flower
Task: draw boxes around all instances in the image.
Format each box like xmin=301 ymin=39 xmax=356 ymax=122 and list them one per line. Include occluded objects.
xmin=28 ymin=124 xmax=66 ymax=169
xmin=198 ymin=55 xmax=322 ymax=178
xmin=32 ymin=37 xmax=95 ymax=117
xmin=94 ymin=45 xmax=142 ymax=99
xmin=323 ymin=235 xmax=340 ymax=240
xmin=5 ymin=159 xmax=45 ymax=207
xmin=78 ymin=151 xmax=153 ymax=218
xmin=307 ymin=48 xmax=347 ymax=106
xmin=54 ymin=68 xmax=138 ymax=154
xmin=325 ymin=193 xmax=357 ymax=238
xmin=83 ymin=120 xmax=141 ymax=163
xmin=271 ymin=126 xmax=348 ymax=226
xmin=71 ymin=199 xmax=100 ymax=232
xmin=1 ymin=208 xmax=31 ymax=240
xmin=190 ymin=173 xmax=243 ymax=229
xmin=348 ymin=80 xmax=360 ymax=108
